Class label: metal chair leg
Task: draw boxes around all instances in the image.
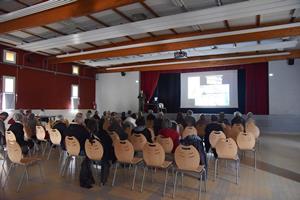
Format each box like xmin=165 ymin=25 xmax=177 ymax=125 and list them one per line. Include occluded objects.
xmin=181 ymin=172 xmax=184 ymax=188
xmin=38 ymin=163 xmax=45 ymax=183
xmin=17 ymin=167 xmax=27 ymax=192
xmin=112 ymin=163 xmax=118 ymax=186
xmin=163 ymin=168 xmax=169 ymax=196
xmin=254 ymin=149 xmax=256 ymax=170
xmin=131 ymin=164 xmax=138 ymax=190
xmin=172 ymin=171 xmax=178 ymax=198
xmin=236 ymin=160 xmax=239 ymax=185
xmin=198 ymin=173 xmax=202 ymax=200
xmin=25 ymin=166 xmax=29 ymax=182
xmin=203 ymin=169 xmax=207 ymax=192
xmin=47 ymin=144 xmax=54 ymax=160
xmin=140 ymin=166 xmax=147 ymax=192
xmin=2 ymin=163 xmax=13 ymax=189
xmin=214 ymin=159 xmax=218 ymax=181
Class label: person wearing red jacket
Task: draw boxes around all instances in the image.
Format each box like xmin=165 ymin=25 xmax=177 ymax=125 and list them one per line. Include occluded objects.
xmin=158 ymin=118 xmax=179 ymax=153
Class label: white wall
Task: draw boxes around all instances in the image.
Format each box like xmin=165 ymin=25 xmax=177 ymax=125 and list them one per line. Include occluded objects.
xmin=96 ymin=72 xmax=139 ymax=114
xmin=269 ymin=59 xmax=300 ymax=115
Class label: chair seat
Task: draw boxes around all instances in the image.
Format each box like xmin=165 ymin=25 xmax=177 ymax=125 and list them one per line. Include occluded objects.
xmin=130 ymin=157 xmax=143 ymax=165
xmin=20 ymin=157 xmax=42 ymax=165
xmin=239 ymin=148 xmax=255 ymax=151
xmin=218 ymin=154 xmax=239 ymax=160
xmin=147 ymin=161 xmax=173 ymax=169
xmin=178 ymin=165 xmax=205 ymax=173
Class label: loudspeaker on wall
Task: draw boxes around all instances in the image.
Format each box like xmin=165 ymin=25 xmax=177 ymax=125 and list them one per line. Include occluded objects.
xmin=288 ymin=58 xmax=294 ymax=65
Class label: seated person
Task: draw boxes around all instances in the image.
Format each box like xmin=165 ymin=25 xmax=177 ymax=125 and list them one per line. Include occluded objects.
xmin=109 ymin=116 xmax=127 ymax=140
xmin=8 ymin=113 xmax=31 ymax=154
xmin=25 ymin=113 xmax=38 ymax=139
xmin=204 ymin=115 xmax=223 ymax=153
xmin=196 ymin=114 xmax=207 ymax=138
xmin=180 ymin=134 xmax=207 ymax=177
xmin=218 ymin=112 xmax=228 ymax=123
xmin=94 ymin=118 xmax=115 ymax=185
xmin=146 ymin=113 xmax=155 ymax=129
xmin=52 ymin=115 xmax=68 ymax=149
xmin=184 ymin=110 xmax=196 ymax=127
xmin=158 ymin=118 xmax=179 ymax=153
xmin=122 ymin=121 xmax=133 ymax=139
xmin=175 ymin=112 xmax=185 ymax=126
xmin=132 ymin=117 xmax=153 ymax=143
xmin=0 ymin=112 xmax=9 ymax=147
xmin=153 ymin=112 xmax=164 ymax=135
xmin=231 ymin=111 xmax=245 ymax=131
xmin=65 ymin=113 xmax=90 ymax=154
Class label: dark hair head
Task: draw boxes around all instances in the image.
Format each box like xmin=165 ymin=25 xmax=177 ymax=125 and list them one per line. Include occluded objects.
xmin=146 ymin=113 xmax=156 ymax=121
xmin=123 ymin=121 xmax=133 ymax=130
xmin=131 ymin=113 xmax=137 ymax=119
xmin=176 ymin=112 xmax=185 ymax=124
xmin=0 ymin=112 xmax=9 ymax=118
xmin=136 ymin=117 xmax=146 ymax=126
xmin=211 ymin=115 xmax=218 ymax=122
xmin=185 ymin=116 xmax=196 ymax=126
xmin=128 ymin=110 xmax=132 ymax=115
xmin=86 ymin=119 xmax=98 ymax=134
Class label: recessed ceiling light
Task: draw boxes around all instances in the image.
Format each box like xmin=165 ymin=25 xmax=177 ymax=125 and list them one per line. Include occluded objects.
xmin=269 ymin=73 xmax=274 ymax=77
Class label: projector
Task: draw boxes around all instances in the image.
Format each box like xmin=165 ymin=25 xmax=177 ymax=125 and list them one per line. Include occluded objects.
xmin=174 ymin=50 xmax=188 ymax=59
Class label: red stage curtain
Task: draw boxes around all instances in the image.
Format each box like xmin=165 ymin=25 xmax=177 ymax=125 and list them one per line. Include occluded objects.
xmin=140 ymin=71 xmax=160 ymax=101
xmin=245 ymin=62 xmax=269 ymax=114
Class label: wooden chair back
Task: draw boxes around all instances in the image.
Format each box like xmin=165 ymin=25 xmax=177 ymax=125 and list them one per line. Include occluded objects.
xmin=5 ymin=131 xmax=16 ymax=142
xmin=175 ymin=145 xmax=200 ymax=171
xmin=246 ymin=122 xmax=260 ymax=139
xmin=230 ymin=124 xmax=244 ymax=141
xmin=182 ymin=126 xmax=197 ymax=139
xmin=215 ymin=138 xmax=238 ymax=160
xmin=209 ymin=131 xmax=226 ymax=148
xmin=36 ymin=126 xmax=46 ymax=141
xmin=143 ymin=142 xmax=165 ymax=167
xmin=110 ymin=131 xmax=120 ymax=144
xmin=114 ymin=140 xmax=134 ymax=163
xmin=130 ymin=133 xmax=147 ymax=151
xmin=237 ymin=132 xmax=255 ymax=150
xmin=48 ymin=129 xmax=62 ymax=145
xmin=65 ymin=136 xmax=80 ymax=156
xmin=156 ymin=135 xmax=174 ymax=153
xmin=85 ymin=139 xmax=103 ymax=161
xmin=6 ymin=140 xmax=22 ymax=164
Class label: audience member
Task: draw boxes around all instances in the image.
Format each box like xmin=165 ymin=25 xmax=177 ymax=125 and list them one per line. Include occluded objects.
xmin=175 ymin=112 xmax=185 ymax=125
xmin=121 ymin=112 xmax=126 ymax=121
xmin=25 ymin=113 xmax=38 ymax=139
xmin=95 ymin=118 xmax=115 ymax=185
xmin=132 ymin=117 xmax=153 ymax=143
xmin=153 ymin=112 xmax=164 ymax=135
xmin=8 ymin=113 xmax=31 ymax=154
xmin=196 ymin=114 xmax=207 ymax=137
xmin=65 ymin=113 xmax=90 ymax=154
xmin=0 ymin=112 xmax=9 ymax=147
xmin=204 ymin=115 xmax=223 ymax=153
xmin=53 ymin=115 xmax=68 ymax=149
xmin=109 ymin=117 xmax=127 ymax=140
xmin=93 ymin=111 xmax=101 ymax=121
xmin=231 ymin=111 xmax=245 ymax=131
xmin=158 ymin=118 xmax=179 ymax=152
xmin=218 ymin=112 xmax=227 ymax=123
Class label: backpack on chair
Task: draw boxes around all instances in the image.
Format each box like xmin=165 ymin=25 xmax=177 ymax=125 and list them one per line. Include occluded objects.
xmin=79 ymin=157 xmax=95 ymax=188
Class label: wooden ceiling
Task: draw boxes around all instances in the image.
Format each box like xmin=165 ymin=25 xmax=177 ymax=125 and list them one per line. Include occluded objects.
xmin=0 ymin=0 xmax=300 ymax=72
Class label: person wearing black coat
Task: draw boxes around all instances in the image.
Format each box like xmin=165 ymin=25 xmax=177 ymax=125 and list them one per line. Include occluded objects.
xmin=132 ymin=117 xmax=153 ymax=143
xmin=52 ymin=115 xmax=68 ymax=150
xmin=65 ymin=113 xmax=90 ymax=154
xmin=204 ymin=115 xmax=223 ymax=154
xmin=8 ymin=113 xmax=30 ymax=154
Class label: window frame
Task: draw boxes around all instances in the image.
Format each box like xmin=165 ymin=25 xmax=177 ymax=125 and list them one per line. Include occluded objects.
xmin=72 ymin=65 xmax=79 ymax=75
xmin=3 ymin=50 xmax=17 ymax=64
xmin=2 ymin=76 xmax=16 ymax=110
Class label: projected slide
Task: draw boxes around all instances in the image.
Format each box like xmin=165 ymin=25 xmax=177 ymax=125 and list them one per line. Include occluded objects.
xmin=181 ymin=70 xmax=238 ymax=108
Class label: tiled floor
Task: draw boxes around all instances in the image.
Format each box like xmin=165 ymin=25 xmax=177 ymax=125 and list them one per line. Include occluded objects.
xmin=0 ymin=133 xmax=299 ymax=200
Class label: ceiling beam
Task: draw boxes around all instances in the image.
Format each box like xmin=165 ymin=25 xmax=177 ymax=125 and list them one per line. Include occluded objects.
xmin=140 ymin=1 xmax=178 ymax=34
xmin=19 ymin=0 xmax=300 ymax=51
xmin=112 ymin=8 xmax=155 ymax=37
xmin=98 ymin=50 xmax=300 ymax=72
xmin=0 ymin=0 xmax=144 ymax=34
xmin=49 ymin=24 xmax=300 ymax=63
xmin=51 ymin=21 xmax=296 ymax=57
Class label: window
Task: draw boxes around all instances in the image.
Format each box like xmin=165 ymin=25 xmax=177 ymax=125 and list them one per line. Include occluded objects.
xmin=72 ymin=66 xmax=79 ymax=75
xmin=71 ymin=85 xmax=79 ymax=109
xmin=2 ymin=76 xmax=16 ymax=110
xmin=3 ymin=50 xmax=16 ymax=64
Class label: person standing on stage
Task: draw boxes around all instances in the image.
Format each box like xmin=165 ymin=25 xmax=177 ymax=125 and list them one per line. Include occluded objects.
xmin=138 ymin=90 xmax=146 ymax=113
